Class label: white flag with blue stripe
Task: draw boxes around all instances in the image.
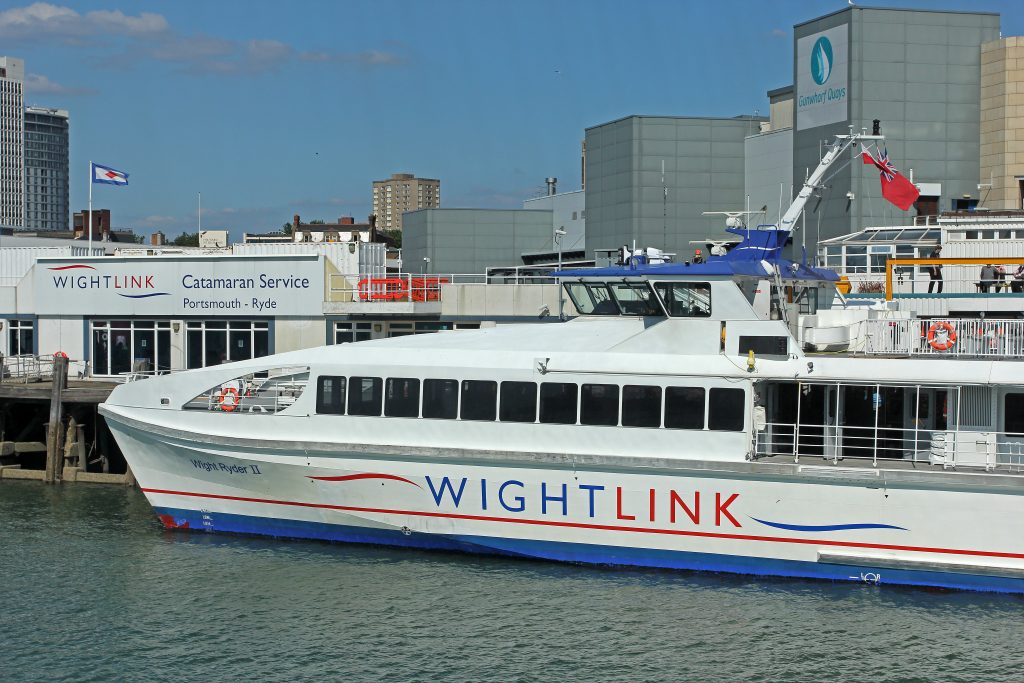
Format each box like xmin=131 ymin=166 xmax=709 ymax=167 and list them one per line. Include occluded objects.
xmin=91 ymin=162 xmax=129 ymax=186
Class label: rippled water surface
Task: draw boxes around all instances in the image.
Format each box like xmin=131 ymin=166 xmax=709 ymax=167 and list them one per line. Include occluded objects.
xmin=1 ymin=481 xmax=1020 ymax=682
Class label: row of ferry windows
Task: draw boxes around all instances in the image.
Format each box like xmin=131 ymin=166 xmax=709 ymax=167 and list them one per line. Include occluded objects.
xmin=316 ymin=376 xmax=745 ymax=431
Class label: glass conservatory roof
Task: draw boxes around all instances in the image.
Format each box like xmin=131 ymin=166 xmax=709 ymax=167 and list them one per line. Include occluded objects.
xmin=819 ymin=227 xmax=940 ymax=245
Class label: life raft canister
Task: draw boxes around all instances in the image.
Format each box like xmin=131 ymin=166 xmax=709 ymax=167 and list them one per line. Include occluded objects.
xmin=927 ymin=321 xmax=957 ymax=351
xmin=217 ymin=386 xmax=240 ymax=412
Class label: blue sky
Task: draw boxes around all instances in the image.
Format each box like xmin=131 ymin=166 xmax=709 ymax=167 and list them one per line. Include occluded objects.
xmin=5 ymin=0 xmax=1022 ymax=239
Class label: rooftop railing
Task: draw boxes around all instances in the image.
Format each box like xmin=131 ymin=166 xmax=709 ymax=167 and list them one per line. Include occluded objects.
xmin=326 ymin=272 xmax=560 ymax=303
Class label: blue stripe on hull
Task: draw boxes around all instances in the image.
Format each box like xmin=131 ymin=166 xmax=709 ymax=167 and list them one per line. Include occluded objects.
xmin=153 ymin=506 xmax=1024 ymax=595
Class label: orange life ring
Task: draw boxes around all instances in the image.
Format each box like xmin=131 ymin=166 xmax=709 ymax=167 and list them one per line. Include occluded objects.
xmin=217 ymin=387 xmax=240 ymax=412
xmin=54 ymin=351 xmax=68 ymax=359
xmin=927 ymin=321 xmax=957 ymax=351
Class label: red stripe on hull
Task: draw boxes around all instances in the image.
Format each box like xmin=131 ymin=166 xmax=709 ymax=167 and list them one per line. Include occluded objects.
xmin=140 ymin=487 xmax=1024 ymax=561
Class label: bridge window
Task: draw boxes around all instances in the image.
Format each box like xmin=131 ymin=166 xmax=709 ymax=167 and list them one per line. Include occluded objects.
xmin=665 ymin=386 xmax=705 ymax=429
xmin=461 ymin=380 xmax=497 ymax=421
xmin=423 ymin=379 xmax=458 ymax=419
xmin=500 ymin=381 xmax=537 ymax=422
xmin=653 ymin=282 xmax=711 ymax=317
xmin=565 ymin=283 xmax=620 ymax=315
xmin=385 ymin=377 xmax=420 ymax=417
xmin=316 ymin=376 xmax=346 ymax=415
xmin=540 ymin=382 xmax=578 ymax=424
xmin=608 ymin=283 xmax=663 ymax=316
xmin=708 ymin=388 xmax=745 ymax=431
xmin=623 ymin=385 xmax=662 ymax=428
xmin=581 ymin=383 xmax=619 ymax=426
xmin=348 ymin=376 xmax=383 ymax=416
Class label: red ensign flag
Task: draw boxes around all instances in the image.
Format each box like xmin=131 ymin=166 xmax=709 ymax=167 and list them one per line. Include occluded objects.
xmin=861 ymin=146 xmax=920 ymax=211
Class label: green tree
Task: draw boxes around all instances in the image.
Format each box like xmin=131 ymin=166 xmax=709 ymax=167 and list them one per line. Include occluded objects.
xmin=172 ymin=231 xmax=200 ymax=246
xmin=281 ymin=222 xmax=293 ymax=236
xmin=381 ymin=229 xmax=402 ymax=248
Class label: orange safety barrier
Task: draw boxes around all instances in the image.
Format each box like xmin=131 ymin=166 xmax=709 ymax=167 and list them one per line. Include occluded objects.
xmin=357 ymin=277 xmax=450 ymax=302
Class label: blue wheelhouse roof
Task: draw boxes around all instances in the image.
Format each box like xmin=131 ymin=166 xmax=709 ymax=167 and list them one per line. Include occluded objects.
xmin=555 ymin=228 xmax=840 ymax=282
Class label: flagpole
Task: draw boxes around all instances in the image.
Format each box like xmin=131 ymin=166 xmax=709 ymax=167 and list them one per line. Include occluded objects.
xmin=88 ymin=160 xmax=93 ymax=253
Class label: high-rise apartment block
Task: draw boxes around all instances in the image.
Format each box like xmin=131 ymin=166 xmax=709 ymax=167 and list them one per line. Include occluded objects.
xmin=372 ymin=173 xmax=440 ymax=231
xmin=0 ymin=56 xmax=25 ymax=229
xmin=24 ymin=106 xmax=69 ymax=230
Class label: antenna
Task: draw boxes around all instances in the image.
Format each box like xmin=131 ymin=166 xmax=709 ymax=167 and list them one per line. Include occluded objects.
xmin=661 ymin=159 xmax=667 ymax=249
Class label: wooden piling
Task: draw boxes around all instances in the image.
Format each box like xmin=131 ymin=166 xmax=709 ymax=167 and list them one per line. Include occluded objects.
xmin=43 ymin=355 xmax=69 ymax=484
xmin=76 ymin=422 xmax=87 ymax=471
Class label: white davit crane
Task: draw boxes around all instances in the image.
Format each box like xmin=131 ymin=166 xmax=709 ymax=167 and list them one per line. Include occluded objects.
xmin=779 ymin=126 xmax=884 ymax=232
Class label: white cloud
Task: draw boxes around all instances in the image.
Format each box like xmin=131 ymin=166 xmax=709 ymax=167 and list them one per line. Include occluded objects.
xmin=0 ymin=3 xmax=405 ymax=77
xmin=25 ymin=73 xmax=96 ymax=96
xmin=0 ymin=3 xmax=167 ymax=40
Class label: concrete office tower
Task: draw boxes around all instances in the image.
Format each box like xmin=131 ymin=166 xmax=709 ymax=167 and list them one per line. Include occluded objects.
xmin=372 ymin=173 xmax=440 ymax=232
xmin=584 ymin=115 xmax=765 ymax=257
xmin=793 ymin=7 xmax=1000 ymax=241
xmin=0 ymin=56 xmax=25 ymax=229
xmin=980 ymin=37 xmax=1024 ymax=210
xmin=24 ymin=107 xmax=69 ymax=231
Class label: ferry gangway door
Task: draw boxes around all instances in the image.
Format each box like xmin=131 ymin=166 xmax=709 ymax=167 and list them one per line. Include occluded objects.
xmin=760 ymin=382 xmax=838 ymax=460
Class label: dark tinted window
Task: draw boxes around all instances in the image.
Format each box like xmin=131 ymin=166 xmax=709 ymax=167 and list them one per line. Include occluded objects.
xmin=461 ymin=380 xmax=497 ymax=421
xmin=423 ymin=379 xmax=458 ymax=419
xmin=708 ymin=387 xmax=745 ymax=431
xmin=500 ymin=381 xmax=537 ymax=423
xmin=1005 ymin=393 xmax=1024 ymax=434
xmin=622 ymin=385 xmax=662 ymax=428
xmin=316 ymin=375 xmax=346 ymax=415
xmin=665 ymin=386 xmax=705 ymax=430
xmin=347 ymin=376 xmax=383 ymax=416
xmin=609 ymin=283 xmax=662 ymax=316
xmin=565 ymin=283 xmax=620 ymax=315
xmin=540 ymin=383 xmax=578 ymax=424
xmin=581 ymin=383 xmax=619 ymax=426
xmin=384 ymin=377 xmax=420 ymax=417
xmin=654 ymin=282 xmax=711 ymax=317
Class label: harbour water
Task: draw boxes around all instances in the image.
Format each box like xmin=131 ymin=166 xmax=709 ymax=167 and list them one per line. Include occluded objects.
xmin=1 ymin=480 xmax=1020 ymax=683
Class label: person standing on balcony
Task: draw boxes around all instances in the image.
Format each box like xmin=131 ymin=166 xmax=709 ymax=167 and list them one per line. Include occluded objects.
xmin=980 ymin=264 xmax=999 ymax=293
xmin=927 ymin=246 xmax=943 ymax=293
xmin=1012 ymin=264 xmax=1024 ymax=293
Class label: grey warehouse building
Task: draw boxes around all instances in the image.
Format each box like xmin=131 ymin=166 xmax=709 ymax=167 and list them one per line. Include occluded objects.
xmin=583 ymin=115 xmax=765 ymax=259
xmin=403 ymin=208 xmax=556 ymax=275
xmin=791 ymin=6 xmax=1000 ymax=241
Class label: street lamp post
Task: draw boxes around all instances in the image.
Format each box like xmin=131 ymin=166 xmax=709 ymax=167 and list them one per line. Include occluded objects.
xmin=554 ymin=228 xmax=566 ymax=320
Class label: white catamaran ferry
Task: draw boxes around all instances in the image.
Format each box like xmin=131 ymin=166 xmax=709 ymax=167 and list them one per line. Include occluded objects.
xmin=100 ymin=133 xmax=1024 ymax=593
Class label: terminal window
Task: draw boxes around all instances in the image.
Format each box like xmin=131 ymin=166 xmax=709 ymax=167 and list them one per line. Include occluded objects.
xmin=334 ymin=321 xmax=372 ymax=344
xmin=186 ymin=320 xmax=269 ymax=369
xmin=7 ymin=319 xmax=34 ymax=356
xmin=91 ymin=320 xmax=170 ymax=376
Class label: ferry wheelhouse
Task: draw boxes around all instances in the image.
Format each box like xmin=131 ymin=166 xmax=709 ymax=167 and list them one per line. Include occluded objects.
xmin=100 ymin=133 xmax=1024 ymax=593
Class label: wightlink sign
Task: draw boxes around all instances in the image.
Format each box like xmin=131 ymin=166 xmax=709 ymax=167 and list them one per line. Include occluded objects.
xmin=796 ymin=25 xmax=849 ymax=131
xmin=33 ymin=254 xmax=325 ymax=316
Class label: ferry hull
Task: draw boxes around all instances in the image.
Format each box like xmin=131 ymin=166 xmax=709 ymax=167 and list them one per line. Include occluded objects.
xmin=106 ymin=415 xmax=1024 ymax=595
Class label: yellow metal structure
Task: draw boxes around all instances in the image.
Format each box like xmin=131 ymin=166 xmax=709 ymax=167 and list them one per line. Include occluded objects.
xmin=884 ymin=257 xmax=1024 ymax=301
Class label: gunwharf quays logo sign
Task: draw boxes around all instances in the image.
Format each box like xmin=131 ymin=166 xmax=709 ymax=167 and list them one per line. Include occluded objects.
xmin=34 ymin=255 xmax=325 ymax=317
xmin=796 ymin=25 xmax=848 ymax=131
xmin=810 ymin=36 xmax=833 ymax=85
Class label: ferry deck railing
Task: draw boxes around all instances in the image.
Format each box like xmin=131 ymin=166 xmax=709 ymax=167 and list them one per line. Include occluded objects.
xmin=858 ymin=318 xmax=1024 ymax=358
xmin=755 ymin=421 xmax=1024 ymax=472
